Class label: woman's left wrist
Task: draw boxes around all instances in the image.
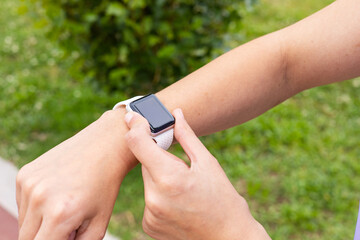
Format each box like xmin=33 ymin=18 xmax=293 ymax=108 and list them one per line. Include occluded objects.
xmin=96 ymin=109 xmax=138 ymax=175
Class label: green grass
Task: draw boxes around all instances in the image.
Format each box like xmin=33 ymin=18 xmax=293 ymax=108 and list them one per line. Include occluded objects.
xmin=1 ymin=0 xmax=359 ymax=239
xmin=0 ymin=1 xmax=126 ymax=167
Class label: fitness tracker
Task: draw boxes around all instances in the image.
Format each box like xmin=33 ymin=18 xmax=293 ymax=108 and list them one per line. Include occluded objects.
xmin=113 ymin=94 xmax=175 ymax=150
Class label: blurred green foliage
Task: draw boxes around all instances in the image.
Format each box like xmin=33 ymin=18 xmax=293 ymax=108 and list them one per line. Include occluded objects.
xmin=32 ymin=0 xmax=245 ymax=94
xmin=1 ymin=0 xmax=359 ymax=239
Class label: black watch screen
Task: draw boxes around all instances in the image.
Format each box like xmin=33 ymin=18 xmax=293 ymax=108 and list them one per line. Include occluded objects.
xmin=129 ymin=94 xmax=175 ymax=134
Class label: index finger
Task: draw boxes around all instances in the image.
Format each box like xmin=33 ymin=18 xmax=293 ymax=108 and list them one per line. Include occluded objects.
xmin=124 ymin=112 xmax=188 ymax=176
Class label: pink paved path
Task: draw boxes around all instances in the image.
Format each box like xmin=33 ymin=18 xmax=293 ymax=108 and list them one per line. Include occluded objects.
xmin=0 ymin=206 xmax=18 ymax=240
xmin=0 ymin=158 xmax=18 ymax=240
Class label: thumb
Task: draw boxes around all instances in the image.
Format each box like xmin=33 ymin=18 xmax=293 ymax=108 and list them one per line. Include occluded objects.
xmin=172 ymin=109 xmax=212 ymax=165
xmin=124 ymin=112 xmax=187 ymax=176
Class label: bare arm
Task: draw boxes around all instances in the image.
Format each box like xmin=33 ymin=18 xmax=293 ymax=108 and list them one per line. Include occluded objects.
xmin=17 ymin=0 xmax=360 ymax=239
xmin=156 ymin=0 xmax=360 ymax=136
xmin=284 ymin=0 xmax=360 ymax=90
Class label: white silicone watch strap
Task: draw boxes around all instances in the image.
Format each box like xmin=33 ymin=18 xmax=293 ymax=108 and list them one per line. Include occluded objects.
xmin=153 ymin=128 xmax=174 ymax=150
xmin=113 ymin=96 xmax=143 ymax=110
xmin=113 ymin=96 xmax=174 ymax=150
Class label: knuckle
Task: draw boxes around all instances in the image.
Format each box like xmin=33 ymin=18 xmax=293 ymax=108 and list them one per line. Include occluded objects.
xmin=16 ymin=166 xmax=29 ymax=187
xmin=16 ymin=195 xmax=20 ymax=209
xmin=49 ymin=206 xmax=68 ymax=222
xmin=30 ymin=185 xmax=47 ymax=206
xmin=175 ymin=123 xmax=188 ymax=139
xmin=132 ymin=116 xmax=150 ymax=131
xmin=142 ymin=221 xmax=155 ymax=237
xmin=142 ymin=219 xmax=152 ymax=236
xmin=22 ymin=178 xmax=36 ymax=195
xmin=16 ymin=172 xmax=24 ymax=187
xmin=146 ymin=196 xmax=166 ymax=219
xmin=142 ymin=215 xmax=159 ymax=237
xmin=48 ymin=197 xmax=77 ymax=223
xmin=125 ymin=129 xmax=141 ymax=146
xmin=145 ymin=197 xmax=160 ymax=214
xmin=157 ymin=176 xmax=173 ymax=191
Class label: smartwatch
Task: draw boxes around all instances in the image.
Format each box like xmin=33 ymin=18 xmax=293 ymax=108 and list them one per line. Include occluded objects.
xmin=113 ymin=94 xmax=175 ymax=150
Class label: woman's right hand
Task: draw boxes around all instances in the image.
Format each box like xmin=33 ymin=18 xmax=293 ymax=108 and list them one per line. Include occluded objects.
xmin=125 ymin=109 xmax=271 ymax=240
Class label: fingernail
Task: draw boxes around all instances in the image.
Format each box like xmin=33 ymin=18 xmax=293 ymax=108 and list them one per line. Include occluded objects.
xmin=175 ymin=108 xmax=184 ymax=119
xmin=124 ymin=112 xmax=134 ymax=125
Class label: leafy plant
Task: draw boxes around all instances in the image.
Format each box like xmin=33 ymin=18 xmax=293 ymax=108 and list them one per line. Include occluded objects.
xmin=35 ymin=0 xmax=244 ymax=95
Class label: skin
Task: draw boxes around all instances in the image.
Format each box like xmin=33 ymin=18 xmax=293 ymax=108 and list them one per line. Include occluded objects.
xmin=16 ymin=0 xmax=360 ymax=239
xmin=124 ymin=109 xmax=271 ymax=240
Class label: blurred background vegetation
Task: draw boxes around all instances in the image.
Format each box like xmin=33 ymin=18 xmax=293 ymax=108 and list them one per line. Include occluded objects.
xmin=28 ymin=0 xmax=245 ymax=94
xmin=0 ymin=0 xmax=359 ymax=239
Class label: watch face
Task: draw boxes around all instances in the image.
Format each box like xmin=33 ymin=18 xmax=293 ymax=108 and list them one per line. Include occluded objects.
xmin=130 ymin=94 xmax=175 ymax=133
